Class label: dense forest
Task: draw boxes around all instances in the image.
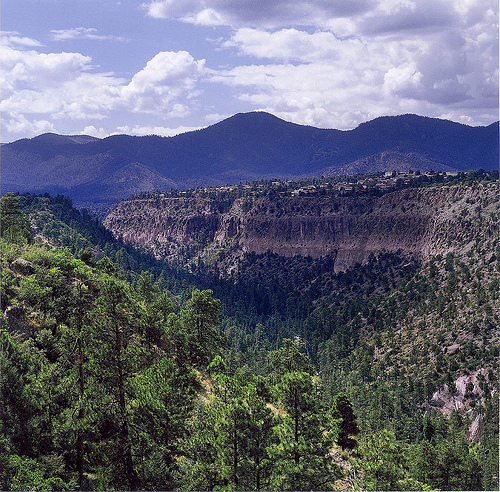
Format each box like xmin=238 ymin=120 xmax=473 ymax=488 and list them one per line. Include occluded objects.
xmin=1 ymin=173 xmax=498 ymax=491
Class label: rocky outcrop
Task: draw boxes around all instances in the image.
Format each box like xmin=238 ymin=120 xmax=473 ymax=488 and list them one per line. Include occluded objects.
xmin=10 ymin=258 xmax=36 ymax=276
xmin=422 ymin=368 xmax=493 ymax=442
xmin=103 ymin=182 xmax=498 ymax=274
xmin=467 ymin=414 xmax=484 ymax=443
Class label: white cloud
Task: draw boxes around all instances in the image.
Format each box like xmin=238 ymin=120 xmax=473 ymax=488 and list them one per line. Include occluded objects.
xmin=116 ymin=124 xmax=202 ymax=136
xmin=185 ymin=8 xmax=227 ymax=26
xmin=358 ymin=0 xmax=457 ymax=36
xmin=3 ymin=113 xmax=55 ymax=137
xmin=1 ymin=40 xmax=207 ymax=138
xmin=143 ymin=0 xmax=497 ymax=120
xmin=52 ymin=72 xmax=125 ymax=119
xmin=145 ymin=0 xmax=374 ymax=27
xmin=208 ymin=5 xmax=497 ymax=129
xmin=383 ymin=63 xmax=424 ymax=98
xmin=209 ymin=61 xmax=387 ymax=128
xmin=0 ymin=44 xmax=124 ymax=123
xmin=82 ymin=125 xmax=109 ymax=138
xmin=204 ymin=0 xmax=497 ymax=128
xmin=121 ymin=51 xmax=206 ymax=114
xmin=50 ymin=27 xmax=127 ymax=42
xmin=81 ymin=123 xmax=204 ymax=139
xmin=1 ymin=31 xmax=43 ymax=48
xmin=204 ymin=112 xmax=232 ymax=123
xmin=0 ymin=44 xmax=94 ymax=99
xmin=224 ymin=28 xmax=347 ymax=62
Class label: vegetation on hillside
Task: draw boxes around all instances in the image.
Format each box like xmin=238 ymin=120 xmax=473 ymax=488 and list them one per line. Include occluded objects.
xmin=132 ymin=169 xmax=499 ymax=202
xmin=1 ymin=172 xmax=498 ymax=490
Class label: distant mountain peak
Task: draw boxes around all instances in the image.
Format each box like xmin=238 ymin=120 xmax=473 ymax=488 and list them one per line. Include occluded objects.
xmin=2 ymin=113 xmax=497 ymax=215
xmin=208 ymin=111 xmax=292 ymax=130
xmin=31 ymin=133 xmax=100 ymax=145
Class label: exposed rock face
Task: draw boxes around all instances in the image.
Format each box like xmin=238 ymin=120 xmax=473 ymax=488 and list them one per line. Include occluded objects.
xmin=103 ymin=182 xmax=498 ymax=274
xmin=10 ymin=258 xmax=36 ymax=276
xmin=422 ymin=368 xmax=493 ymax=442
xmin=467 ymin=414 xmax=484 ymax=443
xmin=485 ymin=251 xmax=496 ymax=264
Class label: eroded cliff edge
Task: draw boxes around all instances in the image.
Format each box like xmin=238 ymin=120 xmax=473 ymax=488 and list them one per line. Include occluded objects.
xmin=103 ymin=182 xmax=498 ymax=274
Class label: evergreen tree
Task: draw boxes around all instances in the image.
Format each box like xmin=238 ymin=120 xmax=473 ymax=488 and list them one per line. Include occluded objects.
xmin=181 ymin=288 xmax=223 ymax=368
xmin=133 ymin=356 xmax=200 ymax=489
xmin=330 ymin=393 xmax=359 ymax=450
xmin=0 ymin=193 xmax=33 ymax=244
xmin=86 ymin=277 xmax=145 ymax=490
xmin=269 ymin=370 xmax=342 ymax=490
xmin=243 ymin=377 xmax=276 ymax=490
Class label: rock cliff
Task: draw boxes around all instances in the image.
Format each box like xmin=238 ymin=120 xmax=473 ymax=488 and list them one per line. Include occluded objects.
xmin=103 ymin=181 xmax=498 ymax=274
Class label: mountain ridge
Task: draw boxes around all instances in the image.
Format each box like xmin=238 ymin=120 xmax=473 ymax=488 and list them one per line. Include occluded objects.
xmin=2 ymin=112 xmax=498 ymax=214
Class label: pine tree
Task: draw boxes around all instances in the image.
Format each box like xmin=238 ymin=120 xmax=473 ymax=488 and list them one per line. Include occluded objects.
xmin=0 ymin=193 xmax=33 ymax=244
xmin=330 ymin=393 xmax=359 ymax=450
xmin=86 ymin=277 xmax=144 ymax=490
xmin=269 ymin=371 xmax=342 ymax=490
xmin=133 ymin=356 xmax=200 ymax=489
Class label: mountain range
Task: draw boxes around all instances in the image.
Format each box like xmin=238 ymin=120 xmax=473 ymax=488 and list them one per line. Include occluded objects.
xmin=1 ymin=112 xmax=498 ymax=214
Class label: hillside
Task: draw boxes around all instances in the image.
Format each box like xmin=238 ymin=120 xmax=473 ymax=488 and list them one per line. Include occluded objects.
xmin=102 ymin=174 xmax=499 ymax=467
xmin=1 ymin=112 xmax=498 ymax=214
xmin=1 ymin=173 xmax=499 ymax=490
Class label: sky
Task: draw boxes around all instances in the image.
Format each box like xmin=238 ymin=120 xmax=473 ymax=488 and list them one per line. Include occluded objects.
xmin=1 ymin=0 xmax=498 ymax=142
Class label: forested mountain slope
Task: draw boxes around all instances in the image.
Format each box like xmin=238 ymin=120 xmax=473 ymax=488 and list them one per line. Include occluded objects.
xmin=2 ymin=112 xmax=498 ymax=214
xmin=1 ymin=171 xmax=498 ymax=490
xmin=0 ymin=194 xmax=400 ymax=490
xmin=103 ymin=171 xmax=500 ymax=489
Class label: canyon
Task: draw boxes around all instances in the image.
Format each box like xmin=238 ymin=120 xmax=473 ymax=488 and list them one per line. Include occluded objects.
xmin=103 ymin=180 xmax=499 ymax=275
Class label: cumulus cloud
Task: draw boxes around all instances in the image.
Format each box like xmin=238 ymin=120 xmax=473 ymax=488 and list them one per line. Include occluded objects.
xmin=0 ymin=44 xmax=94 ymax=98
xmin=358 ymin=0 xmax=457 ymax=36
xmin=205 ymin=0 xmax=497 ymax=128
xmin=143 ymin=0 xmax=490 ymax=38
xmin=223 ymin=28 xmax=347 ymax=62
xmin=3 ymin=113 xmax=55 ymax=137
xmin=50 ymin=27 xmax=128 ymax=42
xmin=116 ymin=124 xmax=202 ymax=136
xmin=1 ymin=37 xmax=207 ymax=139
xmin=121 ymin=51 xmax=205 ymax=114
xmin=0 ymin=43 xmax=123 ymax=123
xmin=383 ymin=63 xmax=424 ymax=98
xmin=145 ymin=0 xmax=374 ymax=27
xmin=209 ymin=60 xmax=388 ymax=128
xmin=141 ymin=0 xmax=497 ymax=129
xmin=83 ymin=123 xmax=201 ymax=138
xmin=82 ymin=125 xmax=109 ymax=138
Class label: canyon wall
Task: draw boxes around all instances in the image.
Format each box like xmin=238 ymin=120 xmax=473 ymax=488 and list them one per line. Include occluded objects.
xmin=103 ymin=183 xmax=498 ymax=274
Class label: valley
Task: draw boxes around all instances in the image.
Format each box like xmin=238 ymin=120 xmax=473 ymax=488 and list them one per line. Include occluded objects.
xmin=0 ymin=170 xmax=498 ymax=490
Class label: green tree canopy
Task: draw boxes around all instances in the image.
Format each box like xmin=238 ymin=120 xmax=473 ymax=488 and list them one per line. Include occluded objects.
xmin=0 ymin=193 xmax=33 ymax=244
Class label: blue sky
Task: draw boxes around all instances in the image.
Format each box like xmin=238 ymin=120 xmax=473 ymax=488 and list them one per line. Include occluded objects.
xmin=1 ymin=0 xmax=498 ymax=142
